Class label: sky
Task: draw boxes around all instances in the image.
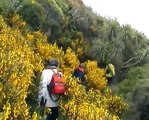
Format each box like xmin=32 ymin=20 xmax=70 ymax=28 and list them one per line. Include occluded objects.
xmin=82 ymin=0 xmax=149 ymax=38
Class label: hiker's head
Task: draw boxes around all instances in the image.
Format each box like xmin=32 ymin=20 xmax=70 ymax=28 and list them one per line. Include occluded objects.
xmin=79 ymin=63 xmax=85 ymax=69
xmin=48 ymin=58 xmax=59 ymax=67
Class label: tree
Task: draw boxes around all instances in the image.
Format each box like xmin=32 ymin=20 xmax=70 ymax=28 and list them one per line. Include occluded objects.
xmin=120 ymin=25 xmax=149 ymax=70
xmin=18 ymin=1 xmax=46 ymax=30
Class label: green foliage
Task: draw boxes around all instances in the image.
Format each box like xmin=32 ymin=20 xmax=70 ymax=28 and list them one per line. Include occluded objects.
xmin=1 ymin=0 xmax=149 ymax=119
xmin=111 ymin=65 xmax=149 ymax=119
xmin=46 ymin=0 xmax=66 ymax=16
xmin=112 ymin=66 xmax=149 ymax=96
xmin=18 ymin=1 xmax=46 ymax=30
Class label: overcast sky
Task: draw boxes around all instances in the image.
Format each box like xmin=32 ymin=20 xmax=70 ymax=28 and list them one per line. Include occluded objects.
xmin=82 ymin=0 xmax=149 ymax=38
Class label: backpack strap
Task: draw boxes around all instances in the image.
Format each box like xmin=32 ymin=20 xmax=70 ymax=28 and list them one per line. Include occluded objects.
xmin=50 ymin=68 xmax=61 ymax=75
xmin=50 ymin=68 xmax=62 ymax=77
xmin=49 ymin=94 xmax=60 ymax=102
xmin=50 ymin=68 xmax=56 ymax=73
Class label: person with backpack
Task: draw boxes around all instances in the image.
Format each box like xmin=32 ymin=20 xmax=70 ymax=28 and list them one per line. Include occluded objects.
xmin=72 ymin=63 xmax=86 ymax=85
xmin=105 ymin=63 xmax=115 ymax=84
xmin=38 ymin=58 xmax=64 ymax=120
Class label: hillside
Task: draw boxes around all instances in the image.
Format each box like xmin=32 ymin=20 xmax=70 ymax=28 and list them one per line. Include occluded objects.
xmin=0 ymin=0 xmax=149 ymax=119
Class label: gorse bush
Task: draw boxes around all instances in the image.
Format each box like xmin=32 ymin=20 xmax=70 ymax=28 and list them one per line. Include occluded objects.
xmin=0 ymin=15 xmax=127 ymax=120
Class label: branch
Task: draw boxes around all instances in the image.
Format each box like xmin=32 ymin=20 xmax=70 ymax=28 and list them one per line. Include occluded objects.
xmin=123 ymin=56 xmax=137 ymax=65
xmin=122 ymin=53 xmax=146 ymax=69
xmin=122 ymin=58 xmax=141 ymax=69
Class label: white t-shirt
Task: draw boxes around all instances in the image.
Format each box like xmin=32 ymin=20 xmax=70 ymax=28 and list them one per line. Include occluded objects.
xmin=38 ymin=68 xmax=62 ymax=107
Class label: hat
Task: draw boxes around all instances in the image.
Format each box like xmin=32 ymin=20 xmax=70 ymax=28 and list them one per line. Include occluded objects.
xmin=79 ymin=63 xmax=85 ymax=68
xmin=48 ymin=58 xmax=58 ymax=67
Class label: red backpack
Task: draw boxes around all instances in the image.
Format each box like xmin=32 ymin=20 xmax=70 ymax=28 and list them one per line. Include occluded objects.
xmin=47 ymin=69 xmax=65 ymax=95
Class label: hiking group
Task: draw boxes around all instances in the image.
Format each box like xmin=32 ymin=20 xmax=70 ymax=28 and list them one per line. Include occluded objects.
xmin=38 ymin=58 xmax=115 ymax=119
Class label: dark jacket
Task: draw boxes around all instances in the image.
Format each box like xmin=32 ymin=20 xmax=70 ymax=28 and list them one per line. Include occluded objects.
xmin=72 ymin=67 xmax=85 ymax=82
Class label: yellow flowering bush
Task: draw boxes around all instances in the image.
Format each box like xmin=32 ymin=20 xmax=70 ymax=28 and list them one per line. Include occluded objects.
xmin=59 ymin=61 xmax=127 ymax=120
xmin=101 ymin=88 xmax=128 ymax=116
xmin=85 ymin=60 xmax=107 ymax=90
xmin=0 ymin=15 xmax=43 ymax=119
xmin=63 ymin=47 xmax=79 ymax=72
xmin=0 ymin=14 xmax=127 ymax=120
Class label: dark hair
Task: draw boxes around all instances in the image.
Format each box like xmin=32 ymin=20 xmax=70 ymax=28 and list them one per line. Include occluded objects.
xmin=48 ymin=58 xmax=58 ymax=67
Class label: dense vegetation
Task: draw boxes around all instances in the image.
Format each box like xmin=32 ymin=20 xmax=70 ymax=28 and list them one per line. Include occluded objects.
xmin=0 ymin=0 xmax=149 ymax=119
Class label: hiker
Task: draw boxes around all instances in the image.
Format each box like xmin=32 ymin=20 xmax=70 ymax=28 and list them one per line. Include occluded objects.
xmin=38 ymin=58 xmax=63 ymax=120
xmin=105 ymin=63 xmax=115 ymax=84
xmin=72 ymin=63 xmax=86 ymax=85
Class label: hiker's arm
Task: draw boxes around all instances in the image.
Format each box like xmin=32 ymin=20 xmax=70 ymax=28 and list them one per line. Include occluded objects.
xmin=106 ymin=73 xmax=111 ymax=77
xmin=111 ymin=67 xmax=115 ymax=76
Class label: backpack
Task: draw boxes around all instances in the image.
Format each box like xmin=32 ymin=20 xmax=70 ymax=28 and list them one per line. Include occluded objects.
xmin=73 ymin=68 xmax=84 ymax=81
xmin=47 ymin=69 xmax=65 ymax=101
